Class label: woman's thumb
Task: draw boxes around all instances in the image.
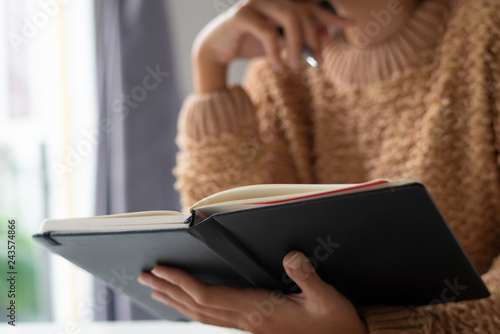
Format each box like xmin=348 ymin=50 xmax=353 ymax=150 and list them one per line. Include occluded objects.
xmin=283 ymin=251 xmax=327 ymax=296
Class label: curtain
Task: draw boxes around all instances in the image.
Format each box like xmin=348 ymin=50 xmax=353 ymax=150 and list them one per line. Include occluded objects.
xmin=93 ymin=0 xmax=181 ymax=320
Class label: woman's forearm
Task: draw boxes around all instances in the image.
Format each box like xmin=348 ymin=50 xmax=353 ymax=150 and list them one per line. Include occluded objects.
xmin=194 ymin=48 xmax=228 ymax=94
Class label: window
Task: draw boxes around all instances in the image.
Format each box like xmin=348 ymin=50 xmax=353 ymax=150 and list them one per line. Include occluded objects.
xmin=0 ymin=0 xmax=98 ymax=323
xmin=1 ymin=1 xmax=246 ymax=331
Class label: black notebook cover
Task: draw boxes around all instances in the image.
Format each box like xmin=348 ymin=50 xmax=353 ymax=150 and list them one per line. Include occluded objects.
xmin=33 ymin=183 xmax=490 ymax=321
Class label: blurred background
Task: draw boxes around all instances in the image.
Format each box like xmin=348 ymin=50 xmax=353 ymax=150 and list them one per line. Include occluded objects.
xmin=0 ymin=0 xmax=249 ymax=328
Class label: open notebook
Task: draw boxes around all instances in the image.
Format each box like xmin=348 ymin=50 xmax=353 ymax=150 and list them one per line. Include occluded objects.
xmin=33 ymin=178 xmax=490 ymax=321
xmin=38 ymin=178 xmax=410 ymax=232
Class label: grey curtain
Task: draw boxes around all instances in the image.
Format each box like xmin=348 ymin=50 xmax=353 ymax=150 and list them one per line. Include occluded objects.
xmin=93 ymin=0 xmax=181 ymax=320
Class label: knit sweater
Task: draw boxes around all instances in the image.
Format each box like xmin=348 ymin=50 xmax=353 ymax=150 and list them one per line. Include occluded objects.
xmin=173 ymin=0 xmax=500 ymax=332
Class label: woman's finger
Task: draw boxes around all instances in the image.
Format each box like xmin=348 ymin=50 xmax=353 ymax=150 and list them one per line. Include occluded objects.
xmin=151 ymin=266 xmax=258 ymax=312
xmin=151 ymin=291 xmax=244 ymax=330
xmin=310 ymin=5 xmax=354 ymax=29
xmin=249 ymin=0 xmax=351 ymax=68
xmin=252 ymin=1 xmax=304 ymax=67
xmin=139 ymin=272 xmax=200 ymax=306
xmin=298 ymin=12 xmax=322 ymax=64
xmin=140 ymin=271 xmax=246 ymax=326
xmin=235 ymin=5 xmax=284 ymax=70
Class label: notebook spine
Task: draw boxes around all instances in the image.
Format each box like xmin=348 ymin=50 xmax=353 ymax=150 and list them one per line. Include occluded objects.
xmin=32 ymin=232 xmax=62 ymax=246
xmin=189 ymin=217 xmax=288 ymax=291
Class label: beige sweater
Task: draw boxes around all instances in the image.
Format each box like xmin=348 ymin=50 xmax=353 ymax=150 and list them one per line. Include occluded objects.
xmin=174 ymin=0 xmax=500 ymax=332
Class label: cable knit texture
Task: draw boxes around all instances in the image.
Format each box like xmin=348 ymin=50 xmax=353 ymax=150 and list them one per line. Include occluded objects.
xmin=174 ymin=0 xmax=500 ymax=332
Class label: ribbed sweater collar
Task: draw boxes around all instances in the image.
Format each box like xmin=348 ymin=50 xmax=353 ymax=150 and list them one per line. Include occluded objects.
xmin=321 ymin=0 xmax=453 ymax=88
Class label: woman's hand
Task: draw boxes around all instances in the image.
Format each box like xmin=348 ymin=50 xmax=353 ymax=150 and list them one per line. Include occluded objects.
xmin=193 ymin=0 xmax=353 ymax=93
xmin=138 ymin=251 xmax=368 ymax=334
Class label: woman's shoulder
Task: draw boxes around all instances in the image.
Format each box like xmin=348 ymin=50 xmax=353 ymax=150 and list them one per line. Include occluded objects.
xmin=459 ymin=0 xmax=500 ymax=10
xmin=448 ymin=0 xmax=499 ymax=26
xmin=437 ymin=0 xmax=499 ymax=63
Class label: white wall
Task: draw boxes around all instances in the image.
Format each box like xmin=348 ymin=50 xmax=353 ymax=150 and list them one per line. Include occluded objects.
xmin=164 ymin=0 xmax=249 ymax=99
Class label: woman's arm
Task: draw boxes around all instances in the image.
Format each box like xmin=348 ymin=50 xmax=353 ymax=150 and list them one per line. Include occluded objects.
xmin=174 ymin=0 xmax=351 ymax=210
xmin=192 ymin=0 xmax=351 ymax=94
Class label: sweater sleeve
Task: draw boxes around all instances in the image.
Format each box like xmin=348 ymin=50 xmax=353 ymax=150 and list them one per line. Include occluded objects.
xmin=173 ymin=85 xmax=269 ymax=212
xmin=360 ymin=8 xmax=500 ymax=332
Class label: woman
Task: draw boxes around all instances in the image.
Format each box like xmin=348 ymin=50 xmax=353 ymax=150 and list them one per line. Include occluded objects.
xmin=138 ymin=0 xmax=500 ymax=332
